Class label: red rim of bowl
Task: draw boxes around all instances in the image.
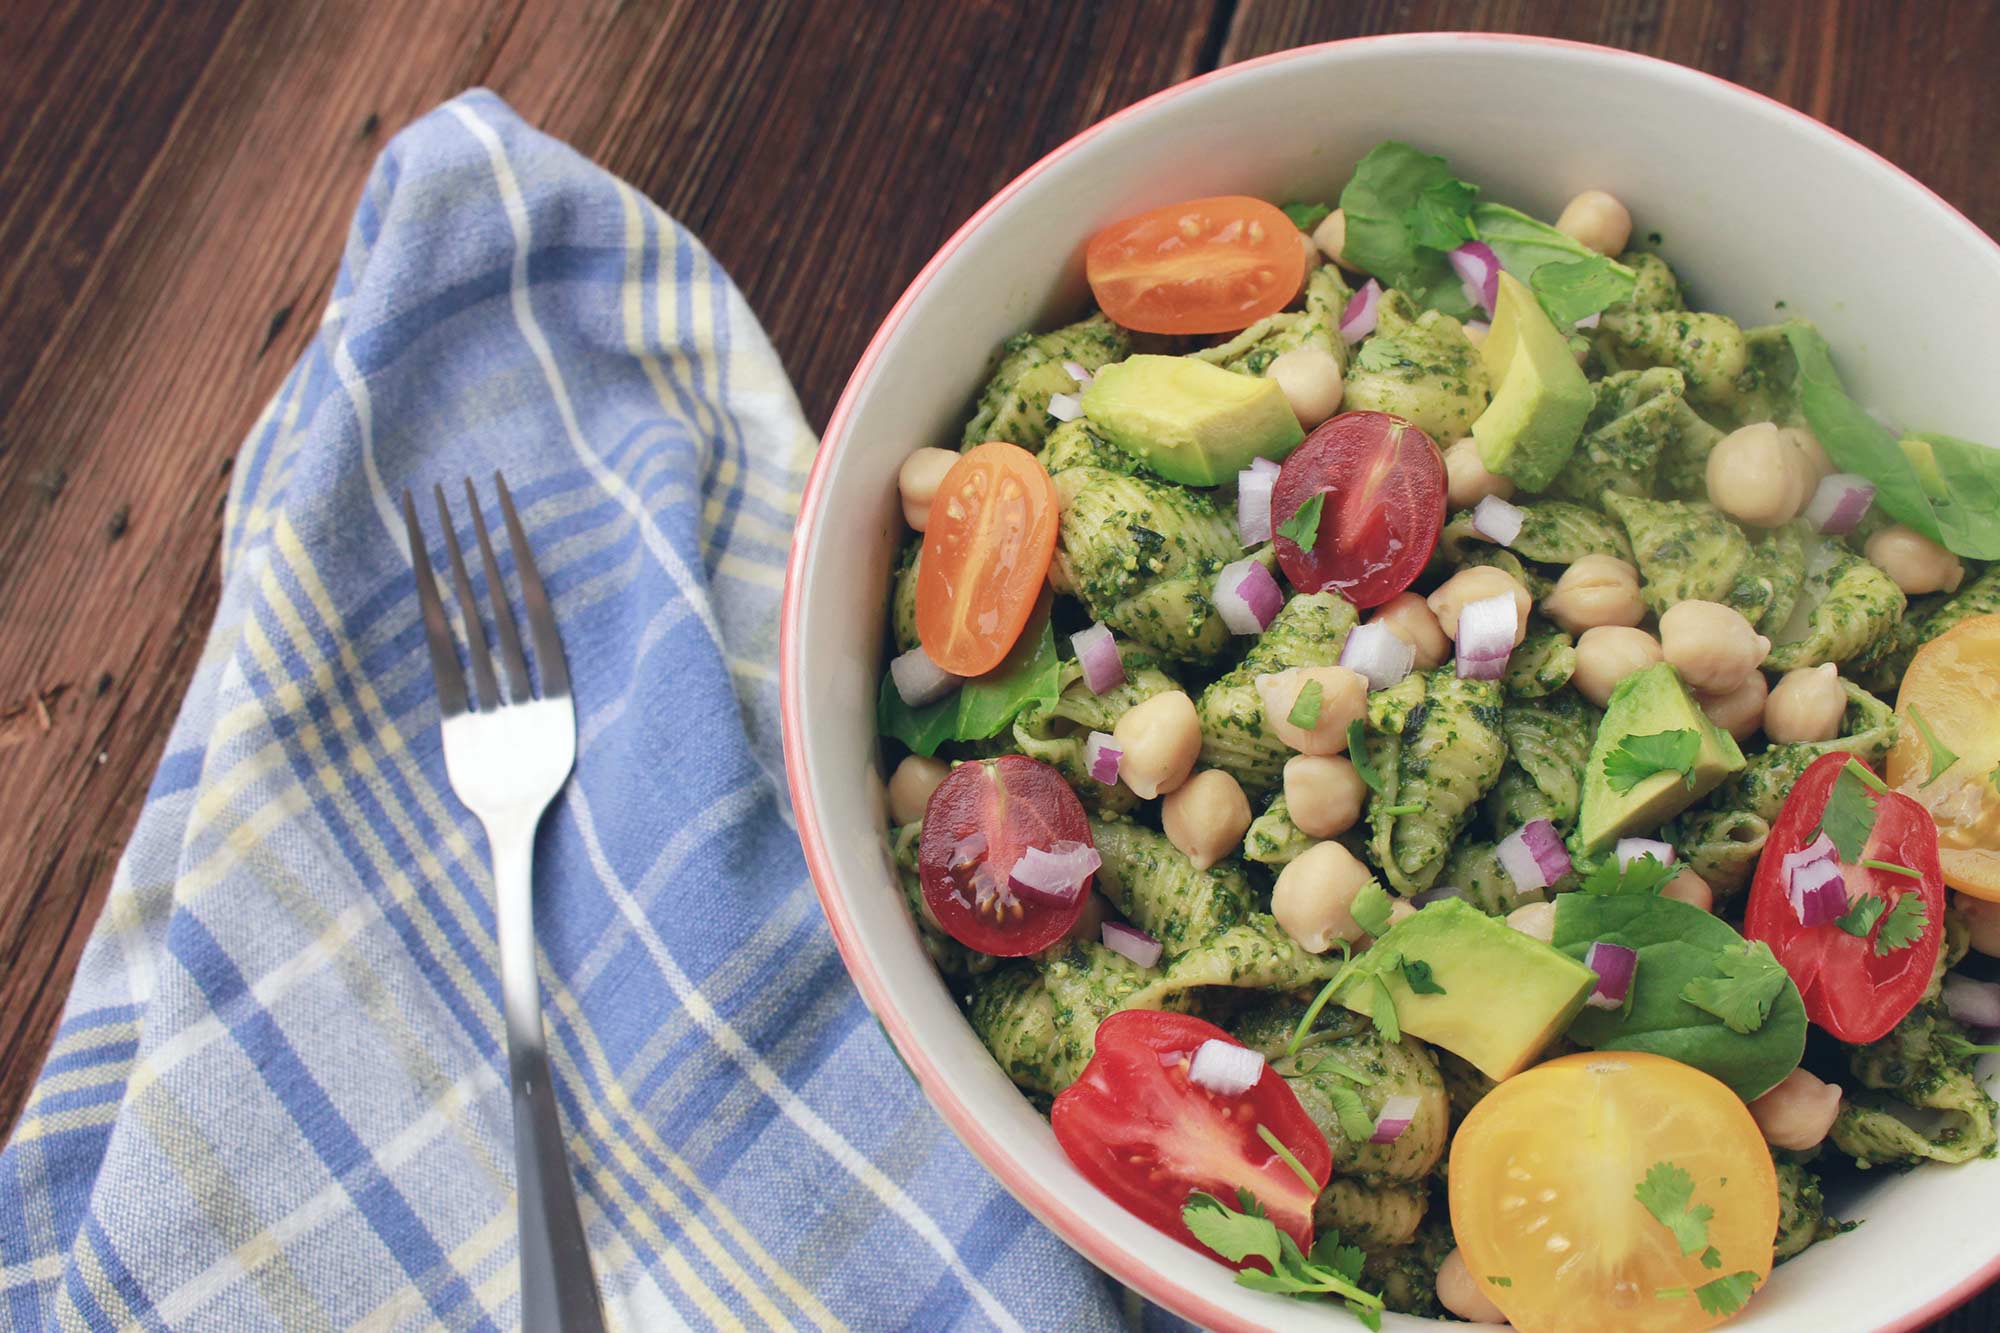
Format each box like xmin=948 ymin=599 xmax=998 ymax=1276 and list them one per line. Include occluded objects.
xmin=779 ymin=31 xmax=2000 ymax=1333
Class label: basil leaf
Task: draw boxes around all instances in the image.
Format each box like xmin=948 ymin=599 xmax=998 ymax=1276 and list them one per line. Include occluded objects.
xmin=1281 ymin=201 xmax=1331 ymax=232
xmin=1339 ymin=141 xmax=1477 ymax=317
xmin=1470 ymin=202 xmax=1635 ymax=322
xmin=1553 ymin=893 xmax=1807 ymax=1100
xmin=877 ymin=614 xmax=1062 ymax=756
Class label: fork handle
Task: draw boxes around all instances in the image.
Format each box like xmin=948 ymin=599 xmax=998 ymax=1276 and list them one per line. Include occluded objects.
xmin=492 ymin=821 xmax=608 ymax=1333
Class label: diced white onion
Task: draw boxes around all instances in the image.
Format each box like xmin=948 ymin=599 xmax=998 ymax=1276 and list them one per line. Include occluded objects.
xmin=1471 ymin=495 xmax=1525 ymax=547
xmin=890 ymin=645 xmax=962 ymax=707
xmin=1061 ymin=359 xmax=1094 ymax=387
xmin=1453 ymin=592 xmax=1518 ymax=680
xmin=1047 ymin=392 xmax=1083 ymax=422
xmin=1188 ymin=1039 xmax=1265 ymax=1096
xmin=1339 ymin=621 xmax=1417 ymax=692
xmin=1615 ymin=838 xmax=1676 ymax=870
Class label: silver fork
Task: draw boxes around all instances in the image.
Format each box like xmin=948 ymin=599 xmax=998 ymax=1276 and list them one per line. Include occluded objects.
xmin=404 ymin=475 xmax=608 ymax=1333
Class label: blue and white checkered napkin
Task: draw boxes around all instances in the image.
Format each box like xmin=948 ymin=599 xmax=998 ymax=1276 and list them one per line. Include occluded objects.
xmin=0 ymin=91 xmax=1151 ymax=1332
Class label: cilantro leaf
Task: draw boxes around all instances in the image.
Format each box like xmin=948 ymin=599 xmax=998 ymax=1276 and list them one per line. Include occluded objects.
xmin=1579 ymin=852 xmax=1677 ymax=897
xmin=1324 ymin=1085 xmax=1376 ymax=1142
xmin=1875 ymin=891 xmax=1929 ymax=955
xmin=1366 ymin=976 xmax=1402 ymax=1044
xmin=1603 ymin=729 xmax=1702 ymax=794
xmin=1834 ymin=894 xmax=1885 ymax=938
xmin=1348 ymin=719 xmax=1386 ymax=795
xmin=1309 ymin=1232 xmax=1367 ymax=1283
xmin=1282 ymin=201 xmax=1332 ymax=232
xmin=1633 ymin=1162 xmax=1713 ymax=1256
xmin=1401 ymin=959 xmax=1446 ymax=995
xmin=1350 ymin=882 xmax=1395 ymax=937
xmin=1405 ymin=177 xmax=1479 ymax=250
xmin=1185 ymin=1191 xmax=1386 ymax=1317
xmin=1297 ymin=1049 xmax=1378 ymax=1085
xmin=1699 ymin=1246 xmax=1723 ymax=1270
xmin=1289 ymin=679 xmax=1325 ymax=730
xmin=1679 ymin=940 xmax=1789 ymax=1035
xmin=1183 ymin=1192 xmax=1281 ymax=1266
xmin=1694 ymin=1272 xmax=1760 ymax=1318
xmin=1278 ymin=492 xmax=1325 ymax=550
xmin=1487 ymin=1276 xmax=1513 ymax=1288
xmin=1907 ymin=705 xmax=1958 ymax=785
xmin=1815 ymin=760 xmax=1884 ymax=862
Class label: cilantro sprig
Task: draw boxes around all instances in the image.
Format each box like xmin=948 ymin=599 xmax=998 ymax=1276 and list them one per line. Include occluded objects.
xmin=1875 ymin=891 xmax=1928 ymax=955
xmin=1182 ymin=1191 xmax=1385 ymax=1329
xmin=1680 ymin=941 xmax=1788 ymax=1035
xmin=1906 ymin=704 xmax=1958 ymax=785
xmin=1350 ymin=882 xmax=1395 ymax=937
xmin=1817 ymin=759 xmax=1889 ymax=861
xmin=1255 ymin=1123 xmax=1320 ymax=1192
xmin=1579 ymin=852 xmax=1677 ymax=897
xmin=1278 ymin=493 xmax=1325 ymax=550
xmin=1834 ymin=895 xmax=1886 ymax=938
xmin=1692 ymin=1271 xmax=1760 ymax=1318
xmin=1634 ymin=1162 xmax=1714 ymax=1256
xmin=1603 ymin=729 xmax=1701 ymax=794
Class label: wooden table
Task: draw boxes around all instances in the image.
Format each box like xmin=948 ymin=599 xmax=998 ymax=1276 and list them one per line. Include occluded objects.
xmin=3 ymin=1 xmax=1994 ymax=1324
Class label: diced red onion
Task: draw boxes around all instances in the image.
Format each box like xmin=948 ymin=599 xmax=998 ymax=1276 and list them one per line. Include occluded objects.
xmin=1804 ymin=473 xmax=1876 ymax=535
xmin=1070 ymin=621 xmax=1125 ymax=694
xmin=1008 ymin=840 xmax=1101 ymax=907
xmin=1237 ymin=465 xmax=1277 ymax=546
xmin=1447 ymin=241 xmax=1502 ymax=315
xmin=1340 ymin=279 xmax=1383 ymax=344
xmin=1101 ymin=920 xmax=1163 ymax=969
xmin=1781 ymin=833 xmax=1838 ymax=883
xmin=1786 ymin=857 xmax=1848 ymax=928
xmin=1188 ymin=1039 xmax=1265 ymax=1096
xmin=1047 ymin=392 xmax=1083 ymax=423
xmin=1061 ymin=359 xmax=1094 ymax=388
xmin=1339 ymin=621 xmax=1417 ymax=692
xmin=1453 ymin=592 xmax=1518 ymax=680
xmin=1497 ymin=818 xmax=1571 ymax=894
xmin=1215 ymin=558 xmax=1284 ymax=635
xmin=1584 ymin=940 xmax=1639 ymax=1009
xmin=1573 ymin=311 xmax=1602 ymax=331
xmin=890 ymin=645 xmax=962 ymax=708
xmin=1616 ymin=838 xmax=1676 ymax=870
xmin=948 ymin=831 xmax=987 ymax=871
xmin=1084 ymin=731 xmax=1123 ymax=786
xmin=1471 ymin=495 xmax=1525 ymax=547
xmin=1944 ymin=974 xmax=2000 ymax=1029
xmin=1369 ymin=1094 xmax=1422 ymax=1144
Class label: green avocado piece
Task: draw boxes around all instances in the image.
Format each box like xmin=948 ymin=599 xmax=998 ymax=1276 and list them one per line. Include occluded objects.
xmin=1576 ymin=663 xmax=1746 ymax=857
xmin=1471 ymin=271 xmax=1593 ymax=491
xmin=1080 ymin=354 xmax=1304 ymax=486
xmin=1337 ymin=899 xmax=1595 ymax=1081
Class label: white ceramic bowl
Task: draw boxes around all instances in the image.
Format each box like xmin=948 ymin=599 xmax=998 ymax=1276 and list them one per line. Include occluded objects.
xmin=781 ymin=34 xmax=2000 ymax=1332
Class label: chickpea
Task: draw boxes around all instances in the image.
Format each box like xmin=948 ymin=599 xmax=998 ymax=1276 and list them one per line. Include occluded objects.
xmin=1272 ymin=841 xmax=1376 ymax=953
xmin=1384 ymin=900 xmax=1417 ymax=930
xmin=1705 ymin=422 xmax=1809 ymax=528
xmin=1785 ymin=425 xmax=1833 ymax=487
xmin=1571 ymin=626 xmax=1664 ymax=708
xmin=1435 ymin=1248 xmax=1509 ymax=1324
xmin=1162 ymin=770 xmax=1253 ymax=871
xmin=1659 ymin=599 xmax=1771 ymax=694
xmin=1747 ymin=1068 xmax=1843 ymax=1151
xmin=1506 ymin=900 xmax=1556 ymax=943
xmin=897 ymin=447 xmax=960 ymax=531
xmin=1542 ymin=554 xmax=1645 ymax=634
xmin=1443 ymin=436 xmax=1516 ymax=509
xmin=1661 ymin=867 xmax=1715 ymax=912
xmin=1765 ymin=663 xmax=1846 ymax=743
xmin=1311 ymin=207 xmax=1350 ymax=268
xmin=1866 ymin=523 xmax=1965 ymax=595
xmin=1284 ymin=754 xmax=1368 ymax=839
xmin=1954 ymin=892 xmax=2000 ymax=958
xmin=1267 ymin=346 xmax=1345 ymax=429
xmin=886 ymin=755 xmax=949 ymax=826
xmin=1428 ymin=566 xmax=1532 ymax=646
xmin=1555 ymin=190 xmax=1633 ymax=258
xmin=1111 ymin=690 xmax=1202 ymax=800
xmin=1255 ymin=665 xmax=1370 ymax=757
xmin=1697 ymin=669 xmax=1768 ymax=744
xmin=1369 ymin=592 xmax=1449 ymax=671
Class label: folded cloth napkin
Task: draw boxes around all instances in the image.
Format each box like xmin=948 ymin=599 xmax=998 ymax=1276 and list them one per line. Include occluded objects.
xmin=0 ymin=91 xmax=1155 ymax=1332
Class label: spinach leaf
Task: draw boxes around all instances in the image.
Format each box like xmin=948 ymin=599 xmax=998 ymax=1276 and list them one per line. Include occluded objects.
xmin=1553 ymin=893 xmax=1806 ymax=1100
xmin=1907 ymin=432 xmax=2000 ymax=560
xmin=877 ymin=614 xmax=1061 ymax=756
xmin=1281 ymin=201 xmax=1331 ymax=232
xmin=1339 ymin=141 xmax=1477 ymax=317
xmin=1469 ymin=203 xmax=1636 ymax=323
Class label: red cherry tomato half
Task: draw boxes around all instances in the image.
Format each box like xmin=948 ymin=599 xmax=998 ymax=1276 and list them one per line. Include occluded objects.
xmin=1085 ymin=196 xmax=1307 ymax=336
xmin=1053 ymin=1010 xmax=1331 ymax=1256
xmin=918 ymin=755 xmax=1091 ymax=956
xmin=1272 ymin=412 xmax=1446 ymax=608
xmin=1744 ymin=752 xmax=1945 ymax=1044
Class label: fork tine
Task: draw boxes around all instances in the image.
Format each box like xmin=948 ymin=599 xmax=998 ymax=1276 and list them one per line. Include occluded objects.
xmin=494 ymin=472 xmax=570 ymax=698
xmin=465 ymin=479 xmax=534 ymax=704
xmin=434 ymin=485 xmax=499 ymax=711
xmin=402 ymin=491 xmax=469 ymax=717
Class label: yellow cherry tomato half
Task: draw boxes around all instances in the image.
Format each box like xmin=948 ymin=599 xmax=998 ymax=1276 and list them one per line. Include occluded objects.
xmin=1888 ymin=613 xmax=2000 ymax=901
xmin=1449 ymin=1052 xmax=1777 ymax=1333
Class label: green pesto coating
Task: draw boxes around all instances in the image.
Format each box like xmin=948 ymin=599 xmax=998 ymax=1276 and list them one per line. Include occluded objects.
xmin=1846 ymin=563 xmax=1999 ymax=691
xmin=1342 ymin=289 xmax=1491 ymax=440
xmin=1774 ymin=1160 xmax=1841 ymax=1262
xmin=1554 ymin=366 xmax=1687 ymax=502
xmin=1766 ymin=550 xmax=1907 ymax=670
xmin=1242 ymin=791 xmax=1314 ymax=867
xmin=1830 ymin=1003 xmax=1999 ymax=1169
xmin=890 ymin=538 xmax=922 ymax=653
xmin=1593 ymin=307 xmax=1749 ymax=409
xmin=1011 ymin=644 xmax=1180 ymax=813
xmin=1604 ymin=493 xmax=1752 ymax=613
xmin=1088 ymin=815 xmax=1254 ymax=956
xmin=1441 ymin=500 xmax=1631 ymax=568
xmin=961 ymin=313 xmax=1129 ymax=450
xmin=1195 ymin=591 xmax=1359 ymax=796
xmin=1193 ymin=265 xmax=1352 ymax=375
xmin=892 ymin=821 xmax=1001 ymax=981
xmin=1613 ymin=251 xmax=1685 ymax=313
xmin=1501 ymin=627 xmax=1578 ymax=699
xmin=1488 ymin=691 xmax=1599 ymax=838
xmin=1369 ymin=668 xmax=1509 ymax=895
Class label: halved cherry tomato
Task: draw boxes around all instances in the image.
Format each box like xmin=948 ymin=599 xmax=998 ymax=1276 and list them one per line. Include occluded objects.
xmin=1450 ymin=1051 xmax=1776 ymax=1333
xmin=915 ymin=442 xmax=1059 ymax=676
xmin=1744 ymin=751 xmax=1945 ymax=1044
xmin=1887 ymin=613 xmax=2000 ymax=901
xmin=918 ymin=755 xmax=1090 ymax=955
xmin=1272 ymin=411 xmax=1446 ymax=607
xmin=1052 ymin=1010 xmax=1331 ymax=1255
xmin=1085 ymin=196 xmax=1306 ymax=335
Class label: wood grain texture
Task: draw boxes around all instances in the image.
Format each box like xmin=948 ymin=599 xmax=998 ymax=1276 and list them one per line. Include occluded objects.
xmin=0 ymin=2 xmax=1992 ymax=1326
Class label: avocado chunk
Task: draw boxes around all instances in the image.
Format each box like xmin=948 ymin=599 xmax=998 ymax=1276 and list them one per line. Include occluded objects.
xmin=1471 ymin=271 xmax=1593 ymax=491
xmin=1337 ymin=899 xmax=1595 ymax=1081
xmin=1081 ymin=354 xmax=1305 ymax=486
xmin=1576 ymin=662 xmax=1746 ymax=857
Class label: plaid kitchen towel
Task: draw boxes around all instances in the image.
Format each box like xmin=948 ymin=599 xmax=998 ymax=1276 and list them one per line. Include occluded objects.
xmin=0 ymin=91 xmax=1156 ymax=1332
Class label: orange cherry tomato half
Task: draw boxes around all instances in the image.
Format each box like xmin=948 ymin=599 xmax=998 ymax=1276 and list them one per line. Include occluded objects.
xmin=1272 ymin=411 xmax=1447 ymax=607
xmin=915 ymin=442 xmax=1059 ymax=676
xmin=1085 ymin=196 xmax=1307 ymax=335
